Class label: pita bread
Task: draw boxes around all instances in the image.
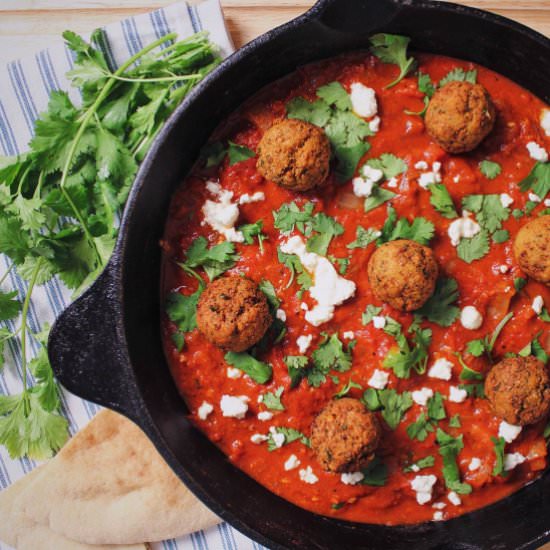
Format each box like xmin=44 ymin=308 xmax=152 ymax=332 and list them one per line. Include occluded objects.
xmin=0 ymin=466 xmax=147 ymax=550
xmin=18 ymin=409 xmax=219 ymax=545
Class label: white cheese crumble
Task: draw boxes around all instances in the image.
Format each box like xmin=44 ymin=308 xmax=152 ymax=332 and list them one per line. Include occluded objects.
xmin=433 ymin=511 xmax=444 ymax=522
xmin=449 ymin=386 xmax=468 ymax=403
xmin=417 ymin=162 xmax=442 ymax=189
xmin=239 ymin=191 xmax=265 ymax=204
xmin=387 ymin=177 xmax=398 ymax=188
xmin=269 ymin=426 xmax=285 ymax=449
xmin=227 ymin=367 xmax=242 ymax=379
xmin=300 ymin=302 xmax=309 ymax=311
xmin=504 ymin=452 xmax=526 ymax=471
xmin=414 ymin=160 xmax=429 ymax=171
xmin=529 ymin=192 xmax=542 ymax=203
xmin=368 ymin=369 xmax=390 ymax=390
xmin=350 ymin=83 xmax=378 ymax=118
xmin=460 ymin=306 xmax=483 ymax=330
xmin=220 ymin=395 xmax=249 ymax=419
xmin=448 ymin=213 xmax=481 ymax=247
xmin=532 ymin=295 xmax=544 ymax=315
xmin=296 ymin=334 xmax=313 ymax=354
xmin=372 ymin=316 xmax=387 ymax=329
xmin=280 ymin=236 xmax=356 ymax=326
xmin=432 ymin=502 xmax=447 ymax=510
xmin=341 ymin=471 xmax=365 ymax=485
xmin=299 ymin=465 xmax=319 ymax=484
xmin=352 ymin=177 xmax=374 ymax=198
xmin=499 ymin=420 xmax=522 ymax=443
xmin=545 ymin=198 xmax=550 ymax=207
xmin=410 ymin=464 xmax=420 ymax=473
xmin=411 ymin=474 xmax=437 ymax=505
xmin=542 ymin=109 xmax=550 ymax=137
xmin=412 ymin=387 xmax=434 ymax=406
xmin=500 ymin=193 xmax=514 ymax=208
xmin=202 ymin=181 xmax=244 ymax=242
xmin=276 ymin=308 xmax=287 ymax=322
xmin=361 ymin=164 xmax=384 ymax=183
xmin=448 ymin=491 xmax=461 ymax=506
xmin=258 ymin=411 xmax=274 ymax=422
xmin=197 ymin=401 xmax=214 ymax=420
xmin=284 ymin=454 xmax=301 ymax=471
xmin=369 ymin=116 xmax=381 ymax=133
xmin=526 ymin=141 xmax=548 ymax=163
xmin=468 ymin=458 xmax=481 ymax=471
xmin=428 ymin=358 xmax=454 ymax=381
xmin=250 ymin=433 xmax=268 ymax=444
xmin=343 ymin=331 xmax=355 ymax=339
xmin=499 ymin=265 xmax=509 ymax=274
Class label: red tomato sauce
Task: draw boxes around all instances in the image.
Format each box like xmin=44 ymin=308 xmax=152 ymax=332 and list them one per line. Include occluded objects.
xmin=161 ymin=52 xmax=550 ymax=524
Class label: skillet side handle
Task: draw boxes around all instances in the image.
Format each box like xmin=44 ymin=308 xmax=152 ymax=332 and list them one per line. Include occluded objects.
xmin=48 ymin=260 xmax=138 ymax=420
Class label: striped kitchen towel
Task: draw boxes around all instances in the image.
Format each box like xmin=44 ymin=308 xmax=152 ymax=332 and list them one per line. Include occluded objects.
xmin=0 ymin=2 xmax=265 ymax=549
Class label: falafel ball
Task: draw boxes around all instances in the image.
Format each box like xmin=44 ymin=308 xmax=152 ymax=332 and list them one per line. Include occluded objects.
xmin=256 ymin=119 xmax=331 ymax=192
xmin=485 ymin=356 xmax=550 ymax=426
xmin=425 ymin=81 xmax=496 ymax=154
xmin=310 ymin=398 xmax=381 ymax=473
xmin=196 ymin=275 xmax=271 ymax=352
xmin=513 ymin=215 xmax=550 ymax=285
xmin=367 ymin=239 xmax=439 ymax=311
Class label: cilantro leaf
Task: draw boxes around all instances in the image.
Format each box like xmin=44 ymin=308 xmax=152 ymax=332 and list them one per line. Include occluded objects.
xmin=225 ymin=352 xmax=272 ymax=384
xmin=407 ymin=412 xmax=435 ymax=442
xmin=436 ymin=428 xmax=472 ymax=494
xmin=334 ymin=141 xmax=371 ymax=182
xmin=239 ymin=220 xmax=267 ymax=252
xmin=166 ymin=286 xmax=204 ymax=334
xmin=312 ymin=333 xmax=353 ymax=374
xmin=316 ymin=81 xmax=353 ymax=111
xmin=284 ymin=355 xmax=309 ymax=388
xmin=519 ymin=332 xmax=548 ymax=365
xmin=0 ymin=290 xmax=22 ymax=321
xmin=370 ymin=34 xmax=416 ymax=88
xmin=418 ymin=72 xmax=436 ymax=98
xmin=364 ymin=187 xmax=396 ymax=213
xmin=347 ymin=226 xmax=380 ymax=249
xmin=362 ymin=304 xmax=383 ymax=325
xmin=201 ymin=141 xmax=226 ymax=168
xmin=449 ymin=414 xmax=461 ymax=428
xmin=427 ymin=392 xmax=446 ymax=421
xmin=403 ymin=455 xmax=435 ymax=473
xmin=306 ymin=213 xmax=344 ymax=256
xmin=277 ymin=248 xmax=312 ymax=294
xmin=514 ymin=277 xmax=527 ymax=291
xmin=492 ymin=229 xmax=509 ymax=244
xmin=227 ymin=141 xmax=255 ymax=165
xmin=479 ymin=160 xmax=502 ymax=180
xmin=267 ymin=426 xmax=310 ymax=451
xmin=439 ymin=68 xmax=477 ymax=87
xmin=491 ymin=436 xmax=506 ymax=477
xmin=457 ymin=230 xmax=490 ymax=264
xmin=258 ymin=279 xmax=280 ymax=311
xmin=182 ymin=236 xmax=239 ymax=281
xmin=286 ymin=97 xmax=332 ymax=127
xmin=262 ymin=386 xmax=285 ymax=411
xmin=415 ymin=277 xmax=460 ymax=326
xmin=462 ymin=194 xmax=510 ymax=234
xmin=360 ymin=456 xmax=388 ymax=486
xmin=334 ymin=379 xmax=362 ymax=399
xmin=367 ymin=154 xmax=407 ymax=179
xmin=519 ymin=161 xmax=550 ymax=199
xmin=377 ymin=206 xmax=434 ymax=245
xmin=378 ymin=388 xmax=413 ymax=429
xmin=273 ymin=201 xmax=315 ymax=234
xmin=428 ymin=183 xmax=458 ymax=219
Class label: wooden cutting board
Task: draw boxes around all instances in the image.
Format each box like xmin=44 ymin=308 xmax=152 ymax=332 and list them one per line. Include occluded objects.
xmin=0 ymin=0 xmax=548 ymax=65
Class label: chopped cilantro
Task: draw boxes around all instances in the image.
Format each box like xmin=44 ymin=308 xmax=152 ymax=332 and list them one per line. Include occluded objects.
xmin=428 ymin=183 xmax=458 ymax=219
xmin=377 ymin=206 xmax=435 ymax=246
xmin=258 ymin=279 xmax=280 ymax=311
xmin=463 ymin=312 xmax=513 ymax=363
xmin=329 ymin=255 xmax=350 ymax=275
xmin=364 ymin=187 xmax=396 ymax=213
xmin=439 ymin=68 xmax=477 ymax=87
xmin=261 ymin=386 xmax=285 ymax=411
xmin=360 ymin=457 xmax=388 ymax=486
xmin=334 ymin=379 xmax=362 ymax=399
xmin=519 ymin=332 xmax=548 ymax=365
xmin=377 ymin=389 xmax=413 ymax=429
xmin=403 ymin=455 xmax=435 ymax=472
xmin=306 ymin=213 xmax=344 ymax=255
xmin=316 ymin=81 xmax=353 ymax=110
xmin=519 ymin=161 xmax=550 ymax=200
xmin=239 ymin=220 xmax=267 ymax=252
xmin=284 ymin=355 xmax=309 ymax=388
xmin=171 ymin=331 xmax=185 ymax=352
xmin=334 ymin=142 xmax=372 ymax=182
xmin=370 ymin=33 xmax=416 ymax=88
xmin=362 ymin=304 xmax=383 ymax=325
xmin=415 ymin=277 xmax=460 ymax=327
xmin=479 ymin=160 xmax=502 ymax=180
xmin=227 ymin=141 xmax=255 ymax=165
xmin=456 ymin=230 xmax=490 ymax=264
xmin=0 ymin=290 xmax=22 ymax=321
xmin=267 ymin=426 xmax=310 ymax=451
xmin=181 ymin=236 xmax=239 ymax=281
xmin=273 ymin=201 xmax=315 ymax=234
xmin=458 ymin=382 xmax=485 ymax=398
xmin=492 ymin=229 xmax=509 ymax=244
xmin=286 ymin=97 xmax=332 ymax=127
xmin=427 ymin=392 xmax=447 ymax=421
xmin=449 ymin=414 xmax=461 ymax=428
xmin=491 ymin=436 xmax=506 ymax=477
xmin=436 ymin=428 xmax=472 ymax=494
xmin=407 ymin=412 xmax=435 ymax=442
xmin=347 ymin=226 xmax=380 ymax=249
xmin=384 ymin=322 xmax=432 ymax=378
xmin=224 ymin=351 xmax=272 ymax=384
xmin=462 ymin=194 xmax=510 ymax=234
xmin=165 ymin=285 xmax=204 ymax=334
xmin=418 ymin=72 xmax=436 ymax=98
xmin=362 ymin=388 xmax=383 ymax=411
xmin=310 ymin=333 xmax=353 ymax=387
xmin=459 ymin=361 xmax=484 ymax=381
xmin=366 ymin=153 xmax=407 ymax=179
xmin=277 ymin=248 xmax=312 ymax=294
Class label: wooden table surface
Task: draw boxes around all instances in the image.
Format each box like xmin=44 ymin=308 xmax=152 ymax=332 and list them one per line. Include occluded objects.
xmin=0 ymin=0 xmax=549 ymax=65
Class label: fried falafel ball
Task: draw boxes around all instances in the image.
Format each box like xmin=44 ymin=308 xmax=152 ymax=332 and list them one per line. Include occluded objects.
xmin=310 ymin=398 xmax=381 ymax=473
xmin=513 ymin=215 xmax=550 ymax=285
xmin=425 ymin=81 xmax=496 ymax=154
xmin=367 ymin=239 xmax=439 ymax=311
xmin=256 ymin=119 xmax=331 ymax=192
xmin=485 ymin=356 xmax=550 ymax=426
xmin=196 ymin=275 xmax=271 ymax=352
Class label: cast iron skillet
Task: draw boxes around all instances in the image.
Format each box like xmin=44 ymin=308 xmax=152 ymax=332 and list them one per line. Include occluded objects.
xmin=48 ymin=0 xmax=550 ymax=548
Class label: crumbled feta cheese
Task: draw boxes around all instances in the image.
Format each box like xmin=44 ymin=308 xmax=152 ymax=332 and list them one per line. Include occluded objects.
xmin=526 ymin=141 xmax=548 ymax=163
xmin=412 ymin=387 xmax=434 ymax=406
xmin=418 ymin=162 xmax=442 ymax=189
xmin=341 ymin=471 xmax=365 ymax=485
xmin=239 ymin=191 xmax=265 ymax=204
xmin=448 ymin=214 xmax=481 ymax=246
xmin=220 ymin=395 xmax=249 ymax=419
xmin=411 ymin=474 xmax=437 ymax=505
xmin=415 ymin=160 xmax=429 ymax=171
xmin=545 ymin=198 xmax=550 ymax=207
xmin=250 ymin=433 xmax=268 ymax=444
xmin=369 ymin=116 xmax=381 ymax=133
xmin=202 ymin=183 xmax=244 ymax=242
xmin=468 ymin=458 xmax=481 ymax=471
xmin=350 ymin=83 xmax=378 ymax=118
xmin=280 ymin=236 xmax=356 ymax=326
xmin=432 ymin=502 xmax=447 ymax=510
xmin=500 ymin=193 xmax=514 ymax=208
xmin=296 ymin=334 xmax=313 ymax=354
xmin=299 ymin=465 xmax=319 ymax=484
xmin=433 ymin=511 xmax=444 ymax=521
xmin=449 ymin=386 xmax=468 ymax=403
xmin=343 ymin=331 xmax=355 ymax=339
xmin=197 ymin=401 xmax=214 ymax=420
xmin=352 ymin=176 xmax=375 ymax=198
xmin=372 ymin=315 xmax=386 ymax=329
xmin=269 ymin=426 xmax=285 ymax=448
xmin=227 ymin=367 xmax=242 ymax=379
xmin=276 ymin=309 xmax=287 ymax=322
xmin=532 ymin=295 xmax=544 ymax=315
xmin=460 ymin=306 xmax=483 ymax=330
xmin=428 ymin=358 xmax=454 ymax=381
xmin=361 ymin=164 xmax=384 ymax=183
xmin=387 ymin=177 xmax=398 ymax=188
xmin=528 ymin=192 xmax=542 ymax=203
xmin=499 ymin=420 xmax=522 ymax=443
xmin=368 ymin=369 xmax=390 ymax=390
xmin=542 ymin=109 xmax=550 ymax=137
xmin=284 ymin=454 xmax=301 ymax=471
xmin=300 ymin=302 xmax=309 ymax=311
xmin=411 ymin=464 xmax=420 ymax=473
xmin=499 ymin=265 xmax=509 ymax=274
xmin=258 ymin=411 xmax=273 ymax=421
xmin=448 ymin=491 xmax=461 ymax=506
xmin=504 ymin=452 xmax=526 ymax=471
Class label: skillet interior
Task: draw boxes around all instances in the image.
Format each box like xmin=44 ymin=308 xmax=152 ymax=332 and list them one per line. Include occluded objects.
xmin=49 ymin=0 xmax=550 ymax=548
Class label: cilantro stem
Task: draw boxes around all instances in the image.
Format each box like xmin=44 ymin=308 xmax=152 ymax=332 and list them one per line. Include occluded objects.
xmin=176 ymin=262 xmax=205 ymax=286
xmin=104 ymin=73 xmax=203 ymax=84
xmin=488 ymin=312 xmax=514 ymax=352
xmin=0 ymin=263 xmax=15 ymax=286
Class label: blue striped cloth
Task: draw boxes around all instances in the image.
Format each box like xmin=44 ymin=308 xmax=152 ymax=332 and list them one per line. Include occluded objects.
xmin=0 ymin=2 xmax=266 ymax=549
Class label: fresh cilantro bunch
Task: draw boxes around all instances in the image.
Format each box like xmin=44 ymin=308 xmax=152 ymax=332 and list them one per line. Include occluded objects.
xmin=0 ymin=30 xmax=221 ymax=459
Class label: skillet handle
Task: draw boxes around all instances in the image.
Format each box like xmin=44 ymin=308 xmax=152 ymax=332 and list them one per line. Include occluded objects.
xmin=48 ymin=260 xmax=138 ymax=421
